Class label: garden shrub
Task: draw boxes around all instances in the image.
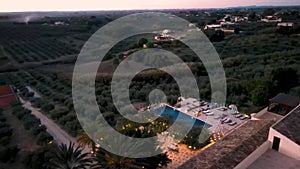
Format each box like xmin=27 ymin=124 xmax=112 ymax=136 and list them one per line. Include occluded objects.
xmin=22 ymin=145 xmax=56 ymax=169
xmin=25 ymin=91 xmax=34 ymax=97
xmin=41 ymin=103 xmax=55 ymax=112
xmin=0 ymin=136 xmax=10 ymax=146
xmin=0 ymin=127 xmax=13 ymax=137
xmin=36 ymin=132 xmax=53 ymax=145
xmin=0 ymin=146 xmax=19 ymax=163
xmin=31 ymin=125 xmax=46 ymax=136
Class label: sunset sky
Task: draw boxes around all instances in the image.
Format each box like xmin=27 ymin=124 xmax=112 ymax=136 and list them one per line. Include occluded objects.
xmin=1 ymin=0 xmax=299 ymax=12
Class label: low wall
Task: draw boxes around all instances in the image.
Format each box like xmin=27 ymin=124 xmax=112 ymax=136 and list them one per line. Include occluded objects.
xmin=254 ymin=107 xmax=268 ymax=118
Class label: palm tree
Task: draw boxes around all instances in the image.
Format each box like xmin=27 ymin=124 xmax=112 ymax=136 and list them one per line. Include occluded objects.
xmin=94 ymin=148 xmax=140 ymax=169
xmin=94 ymin=145 xmax=170 ymax=169
xmin=49 ymin=142 xmax=93 ymax=169
xmin=77 ymin=132 xmax=96 ymax=154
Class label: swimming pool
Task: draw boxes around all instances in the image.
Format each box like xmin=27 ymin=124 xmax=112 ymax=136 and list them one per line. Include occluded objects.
xmin=156 ymin=105 xmax=211 ymax=128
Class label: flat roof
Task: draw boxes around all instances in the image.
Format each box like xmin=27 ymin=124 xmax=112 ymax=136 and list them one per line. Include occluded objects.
xmin=269 ymin=93 xmax=300 ymax=108
xmin=248 ymin=149 xmax=300 ymax=169
xmin=273 ymin=105 xmax=300 ymax=145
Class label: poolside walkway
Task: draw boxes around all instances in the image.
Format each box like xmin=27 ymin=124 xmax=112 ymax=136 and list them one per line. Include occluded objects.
xmin=166 ymin=142 xmax=215 ymax=169
xmin=168 ymin=103 xmax=248 ymax=136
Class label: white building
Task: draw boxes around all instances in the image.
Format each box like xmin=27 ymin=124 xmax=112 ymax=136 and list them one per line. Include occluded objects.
xmin=268 ymin=106 xmax=300 ymax=160
xmin=278 ymin=22 xmax=294 ymax=27
xmin=261 ymin=16 xmax=282 ymax=23
xmin=204 ymin=24 xmax=221 ymax=30
xmin=237 ymin=100 xmax=300 ymax=169
xmin=179 ymin=94 xmax=300 ymax=169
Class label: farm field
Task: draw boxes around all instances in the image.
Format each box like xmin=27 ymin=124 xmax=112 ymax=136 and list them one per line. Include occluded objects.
xmin=0 ymin=23 xmax=82 ymax=64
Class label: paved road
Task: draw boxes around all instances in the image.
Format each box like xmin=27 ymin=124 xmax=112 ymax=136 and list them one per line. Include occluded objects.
xmin=19 ymin=97 xmax=89 ymax=153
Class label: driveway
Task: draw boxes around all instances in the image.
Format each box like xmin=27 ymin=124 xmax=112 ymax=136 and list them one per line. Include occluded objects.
xmin=19 ymin=97 xmax=89 ymax=153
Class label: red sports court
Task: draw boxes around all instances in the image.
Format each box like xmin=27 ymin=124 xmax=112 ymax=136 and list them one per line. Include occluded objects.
xmin=0 ymin=85 xmax=18 ymax=109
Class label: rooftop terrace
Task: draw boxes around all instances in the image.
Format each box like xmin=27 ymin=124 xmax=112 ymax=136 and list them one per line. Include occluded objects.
xmin=247 ymin=149 xmax=300 ymax=169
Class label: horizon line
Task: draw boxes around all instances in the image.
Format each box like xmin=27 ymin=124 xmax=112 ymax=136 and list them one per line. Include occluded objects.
xmin=0 ymin=5 xmax=299 ymax=14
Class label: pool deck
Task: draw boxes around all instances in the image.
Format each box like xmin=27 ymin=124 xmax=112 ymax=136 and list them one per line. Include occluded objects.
xmin=165 ymin=102 xmax=248 ymax=135
xmin=149 ymin=99 xmax=251 ymax=169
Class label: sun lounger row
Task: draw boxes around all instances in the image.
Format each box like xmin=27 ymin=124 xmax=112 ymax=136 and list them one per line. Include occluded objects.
xmin=235 ymin=114 xmax=251 ymax=120
xmin=220 ymin=117 xmax=237 ymax=126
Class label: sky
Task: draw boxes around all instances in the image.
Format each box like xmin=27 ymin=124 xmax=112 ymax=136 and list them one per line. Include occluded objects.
xmin=0 ymin=0 xmax=299 ymax=12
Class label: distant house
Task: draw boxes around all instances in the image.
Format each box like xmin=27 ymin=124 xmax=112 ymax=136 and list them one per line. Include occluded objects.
xmin=122 ymin=49 xmax=138 ymax=58
xmin=277 ymin=22 xmax=294 ymax=27
xmin=54 ymin=21 xmax=66 ymax=25
xmin=154 ymin=35 xmax=175 ymax=42
xmin=204 ymin=24 xmax=221 ymax=30
xmin=154 ymin=29 xmax=175 ymax=42
xmin=220 ymin=21 xmax=236 ymax=26
xmin=204 ymin=22 xmax=236 ymax=32
xmin=220 ymin=21 xmax=236 ymax=31
xmin=261 ymin=16 xmax=282 ymax=23
xmin=52 ymin=21 xmax=69 ymax=26
xmin=189 ymin=23 xmax=196 ymax=28
xmin=221 ymin=14 xmax=248 ymax=23
xmin=235 ymin=16 xmax=248 ymax=23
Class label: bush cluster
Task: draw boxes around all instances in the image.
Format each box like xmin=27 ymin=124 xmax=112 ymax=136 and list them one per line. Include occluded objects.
xmin=12 ymin=106 xmax=53 ymax=145
xmin=0 ymin=110 xmax=19 ymax=163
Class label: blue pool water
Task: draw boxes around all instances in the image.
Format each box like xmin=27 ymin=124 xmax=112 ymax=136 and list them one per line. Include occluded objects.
xmin=156 ymin=105 xmax=211 ymax=128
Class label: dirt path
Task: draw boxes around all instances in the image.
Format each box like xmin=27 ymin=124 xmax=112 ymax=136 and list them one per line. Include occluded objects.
xmin=19 ymin=98 xmax=89 ymax=153
xmin=21 ymin=99 xmax=76 ymax=145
